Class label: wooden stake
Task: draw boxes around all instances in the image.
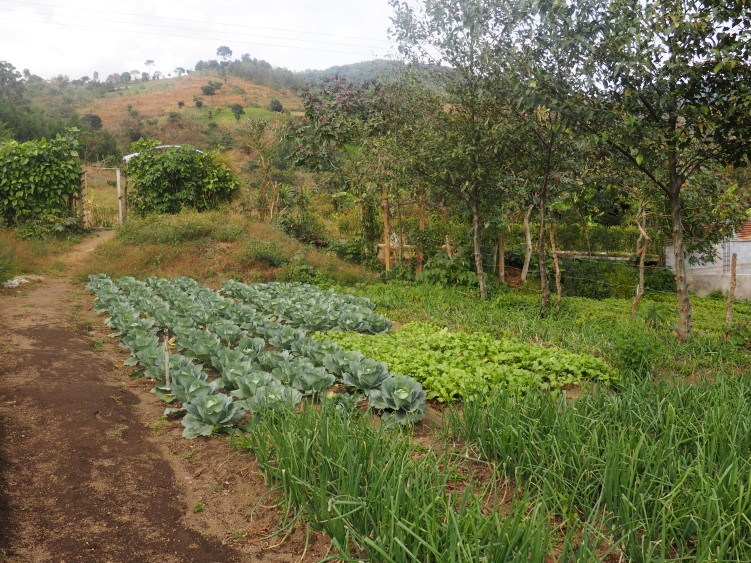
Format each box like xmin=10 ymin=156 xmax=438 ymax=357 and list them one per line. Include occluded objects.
xmin=549 ymin=224 xmax=562 ymax=312
xmin=521 ymin=204 xmax=533 ymax=282
xmin=164 ymin=332 xmax=171 ymax=388
xmin=416 ymin=196 xmax=426 ymax=274
xmin=116 ymin=168 xmax=124 ymax=225
xmin=725 ymin=253 xmax=737 ymax=328
xmin=381 ymin=184 xmax=391 ymax=272
xmin=498 ymin=231 xmax=505 ymax=283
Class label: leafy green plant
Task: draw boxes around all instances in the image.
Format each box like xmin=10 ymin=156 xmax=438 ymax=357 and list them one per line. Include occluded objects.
xmin=125 ymin=138 xmax=238 ymax=217
xmin=369 ymin=375 xmax=427 ymax=427
xmin=181 ymin=393 xmax=244 ymax=439
xmin=0 ymin=131 xmax=82 ymax=230
xmin=416 ymin=252 xmax=478 ymax=287
xmin=241 ymin=239 xmax=289 ymax=267
xmin=322 ymin=323 xmax=615 ymax=402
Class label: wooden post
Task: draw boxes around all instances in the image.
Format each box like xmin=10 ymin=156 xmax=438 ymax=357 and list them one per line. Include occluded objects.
xmin=381 ymin=184 xmax=391 ymax=272
xmin=163 ymin=332 xmax=171 ymax=387
xmin=116 ymin=168 xmax=124 ymax=224
xmin=498 ymin=231 xmax=506 ymax=283
xmin=416 ymin=196 xmax=426 ymax=274
xmin=549 ymin=224 xmax=562 ymax=312
xmin=444 ymin=235 xmax=453 ymax=258
xmin=631 ymin=202 xmax=651 ymax=315
xmin=521 ymin=204 xmax=533 ymax=282
xmin=725 ymin=253 xmax=737 ymax=328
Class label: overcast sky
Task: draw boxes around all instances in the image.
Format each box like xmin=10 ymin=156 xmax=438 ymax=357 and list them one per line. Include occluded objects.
xmin=0 ymin=0 xmax=398 ymax=79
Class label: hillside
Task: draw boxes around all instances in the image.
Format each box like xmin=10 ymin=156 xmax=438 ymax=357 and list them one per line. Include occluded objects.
xmin=78 ymin=73 xmax=303 ymax=131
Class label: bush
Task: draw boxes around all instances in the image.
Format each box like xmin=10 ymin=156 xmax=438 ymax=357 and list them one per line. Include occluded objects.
xmin=125 ymin=139 xmax=238 ymax=217
xmin=608 ymin=329 xmax=665 ymax=380
xmin=16 ymin=214 xmax=84 ymax=240
xmin=416 ymin=252 xmax=478 ymax=287
xmin=117 ymin=212 xmax=216 ymax=244
xmin=242 ymin=239 xmax=289 ymax=267
xmin=268 ymin=98 xmax=283 ymax=112
xmin=275 ymin=209 xmax=329 ymax=247
xmin=0 ymin=132 xmax=82 ymax=229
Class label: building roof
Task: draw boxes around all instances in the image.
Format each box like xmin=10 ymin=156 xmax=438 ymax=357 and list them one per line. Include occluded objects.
xmin=738 ymin=218 xmax=751 ymax=241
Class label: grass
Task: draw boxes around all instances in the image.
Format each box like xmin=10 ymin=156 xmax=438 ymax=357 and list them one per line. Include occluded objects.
xmin=79 ymin=209 xmax=376 ymax=286
xmin=0 ymin=228 xmax=75 ymax=277
xmin=445 ymin=377 xmax=751 ymax=561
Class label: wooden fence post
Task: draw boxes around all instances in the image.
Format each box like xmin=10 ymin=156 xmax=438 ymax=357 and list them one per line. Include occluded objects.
xmin=725 ymin=253 xmax=737 ymax=329
xmin=116 ymin=168 xmax=124 ymax=225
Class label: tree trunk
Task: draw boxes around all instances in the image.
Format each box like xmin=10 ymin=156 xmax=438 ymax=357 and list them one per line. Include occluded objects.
xmin=498 ymin=231 xmax=505 ymax=283
xmin=549 ymin=224 xmax=561 ymax=311
xmin=670 ymin=188 xmax=693 ymax=340
xmin=396 ymin=191 xmax=404 ymax=266
xmin=470 ymin=196 xmax=487 ymax=299
xmin=725 ymin=252 xmax=737 ymax=329
xmin=631 ymin=203 xmax=651 ymax=315
xmin=521 ymin=204 xmax=533 ymax=282
xmin=539 ymin=193 xmax=549 ymax=307
xmin=416 ymin=196 xmax=426 ymax=274
xmin=445 ymin=235 xmax=453 ymax=258
xmin=381 ymin=184 xmax=391 ymax=273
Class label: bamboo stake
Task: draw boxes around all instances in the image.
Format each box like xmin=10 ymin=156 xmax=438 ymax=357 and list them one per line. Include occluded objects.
xmin=116 ymin=168 xmax=124 ymax=225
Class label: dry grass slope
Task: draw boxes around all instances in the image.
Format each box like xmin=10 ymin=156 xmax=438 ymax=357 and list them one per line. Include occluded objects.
xmin=80 ymin=73 xmax=302 ymax=130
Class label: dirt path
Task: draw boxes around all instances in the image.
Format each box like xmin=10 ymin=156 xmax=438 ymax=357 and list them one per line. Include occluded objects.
xmin=0 ymin=232 xmax=325 ymax=562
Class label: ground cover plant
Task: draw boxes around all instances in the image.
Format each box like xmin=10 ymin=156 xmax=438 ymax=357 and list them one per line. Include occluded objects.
xmin=322 ymin=322 xmax=615 ymax=402
xmin=86 ymin=274 xmax=427 ymax=435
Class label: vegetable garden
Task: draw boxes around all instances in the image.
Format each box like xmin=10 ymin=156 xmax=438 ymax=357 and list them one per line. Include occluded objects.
xmin=83 ymin=273 xmax=751 ymax=561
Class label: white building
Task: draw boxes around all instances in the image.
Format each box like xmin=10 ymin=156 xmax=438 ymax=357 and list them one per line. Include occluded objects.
xmin=665 ymin=219 xmax=751 ymax=298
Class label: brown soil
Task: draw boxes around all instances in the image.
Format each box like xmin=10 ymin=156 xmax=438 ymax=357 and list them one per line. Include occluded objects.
xmin=0 ymin=231 xmax=327 ymax=562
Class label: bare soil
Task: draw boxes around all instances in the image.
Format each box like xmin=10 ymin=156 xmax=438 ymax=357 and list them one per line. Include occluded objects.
xmin=0 ymin=231 xmax=327 ymax=562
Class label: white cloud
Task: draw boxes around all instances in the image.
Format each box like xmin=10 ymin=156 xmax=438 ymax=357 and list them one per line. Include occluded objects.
xmin=0 ymin=0 xmax=398 ymax=78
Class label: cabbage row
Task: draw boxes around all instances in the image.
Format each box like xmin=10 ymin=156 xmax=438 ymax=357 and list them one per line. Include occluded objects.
xmin=221 ymin=280 xmax=392 ymax=333
xmin=86 ymin=274 xmax=425 ymax=438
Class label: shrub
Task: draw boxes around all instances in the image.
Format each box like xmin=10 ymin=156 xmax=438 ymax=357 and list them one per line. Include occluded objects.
xmin=242 ymin=239 xmax=289 ymax=267
xmin=125 ymin=139 xmax=238 ymax=217
xmin=416 ymin=252 xmax=478 ymax=287
xmin=608 ymin=329 xmax=665 ymax=380
xmin=268 ymin=98 xmax=283 ymax=112
xmin=275 ymin=209 xmax=329 ymax=247
xmin=0 ymin=132 xmax=82 ymax=229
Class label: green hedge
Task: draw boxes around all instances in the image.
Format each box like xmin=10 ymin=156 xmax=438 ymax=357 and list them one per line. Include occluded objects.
xmin=0 ymin=133 xmax=82 ymax=227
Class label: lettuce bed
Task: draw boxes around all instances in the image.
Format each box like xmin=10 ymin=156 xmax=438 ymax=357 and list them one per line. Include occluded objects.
xmin=320 ymin=323 xmax=616 ymax=402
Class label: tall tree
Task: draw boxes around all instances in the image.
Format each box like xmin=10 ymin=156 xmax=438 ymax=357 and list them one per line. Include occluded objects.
xmin=390 ymin=0 xmax=519 ymax=298
xmin=532 ymin=0 xmax=751 ymax=339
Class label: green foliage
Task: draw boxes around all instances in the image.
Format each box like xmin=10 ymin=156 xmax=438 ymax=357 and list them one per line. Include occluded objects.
xmin=229 ymin=103 xmax=244 ymax=122
xmin=0 ymin=132 xmax=82 ymax=230
xmin=241 ymin=239 xmax=289 ymax=267
xmin=369 ymin=375 xmax=427 ymax=427
xmin=449 ymin=376 xmax=751 ymax=561
xmin=0 ymin=240 xmax=16 ymax=282
xmin=125 ymin=139 xmax=238 ymax=216
xmin=322 ymin=322 xmax=615 ymax=402
xmin=16 ymin=213 xmax=84 ymax=240
xmin=274 ymin=208 xmax=329 ymax=247
xmin=607 ymin=329 xmax=665 ymax=380
xmin=416 ymin=252 xmax=478 ymax=287
xmin=268 ymin=98 xmax=283 ymax=112
xmin=236 ymin=404 xmax=550 ymax=561
xmin=116 ymin=211 xmax=221 ymax=244
xmin=200 ymin=81 xmax=222 ymax=96
xmin=559 ymin=258 xmax=676 ymax=299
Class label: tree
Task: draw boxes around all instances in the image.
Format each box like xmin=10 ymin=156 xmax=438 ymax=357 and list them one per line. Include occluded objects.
xmin=80 ymin=113 xmax=103 ymax=130
xmin=534 ymin=0 xmax=751 ymax=339
xmin=140 ymin=72 xmax=150 ymax=82
xmin=177 ymin=100 xmax=185 ymax=110
xmin=390 ymin=0 xmax=521 ymax=299
xmin=230 ymin=103 xmax=245 ymax=122
xmin=174 ymin=67 xmax=186 ymax=77
xmin=217 ymin=46 xmax=233 ymax=83
xmin=144 ymin=60 xmax=155 ymax=74
xmin=120 ymin=71 xmax=132 ymax=83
